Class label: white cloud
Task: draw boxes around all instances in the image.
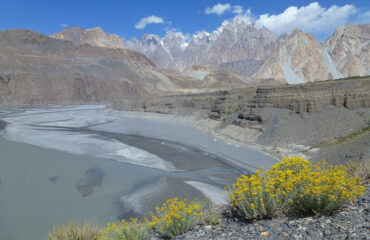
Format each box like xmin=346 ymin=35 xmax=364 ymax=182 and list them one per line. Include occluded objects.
xmin=254 ymin=2 xmax=356 ymax=36
xmin=232 ymin=5 xmax=243 ymax=14
xmin=135 ymin=15 xmax=164 ymax=29
xmin=60 ymin=24 xmax=68 ymax=28
xmin=205 ymin=3 xmax=231 ymax=16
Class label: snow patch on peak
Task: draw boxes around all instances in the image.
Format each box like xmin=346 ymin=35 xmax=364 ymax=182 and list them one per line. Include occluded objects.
xmin=193 ymin=31 xmax=210 ymax=39
xmin=181 ymin=41 xmax=189 ymax=50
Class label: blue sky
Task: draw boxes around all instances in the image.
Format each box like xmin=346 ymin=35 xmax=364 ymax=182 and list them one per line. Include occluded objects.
xmin=0 ymin=0 xmax=369 ymax=41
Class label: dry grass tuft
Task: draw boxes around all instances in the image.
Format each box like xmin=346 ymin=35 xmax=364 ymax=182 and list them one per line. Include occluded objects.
xmin=48 ymin=222 xmax=100 ymax=240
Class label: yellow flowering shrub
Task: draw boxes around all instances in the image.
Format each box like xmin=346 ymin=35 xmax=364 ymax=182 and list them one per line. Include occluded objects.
xmin=228 ymin=168 xmax=280 ymax=219
xmin=149 ymin=197 xmax=203 ymax=238
xmin=284 ymin=160 xmax=366 ymax=215
xmin=99 ymin=218 xmax=149 ymax=240
xmin=229 ymin=156 xmax=366 ymax=219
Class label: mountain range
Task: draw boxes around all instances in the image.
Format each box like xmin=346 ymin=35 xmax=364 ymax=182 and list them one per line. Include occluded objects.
xmin=51 ymin=19 xmax=369 ymax=84
xmin=0 ymin=21 xmax=368 ymax=105
xmin=0 ymin=29 xmax=269 ymax=105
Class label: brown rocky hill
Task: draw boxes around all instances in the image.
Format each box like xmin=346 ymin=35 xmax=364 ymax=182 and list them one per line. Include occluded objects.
xmin=162 ymin=65 xmax=283 ymax=93
xmin=0 ymin=29 xmax=175 ymax=105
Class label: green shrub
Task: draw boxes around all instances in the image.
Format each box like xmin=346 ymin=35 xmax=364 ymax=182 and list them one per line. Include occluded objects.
xmin=149 ymin=197 xmax=203 ymax=238
xmin=100 ymin=218 xmax=149 ymax=240
xmin=228 ymin=156 xmax=366 ymax=219
xmin=48 ymin=222 xmax=100 ymax=240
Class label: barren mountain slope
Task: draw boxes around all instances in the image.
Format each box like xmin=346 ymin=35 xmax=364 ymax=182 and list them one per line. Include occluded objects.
xmin=162 ymin=65 xmax=283 ymax=93
xmin=0 ymin=29 xmax=175 ymax=105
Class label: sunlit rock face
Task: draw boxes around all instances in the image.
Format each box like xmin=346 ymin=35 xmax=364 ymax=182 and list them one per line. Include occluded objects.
xmin=324 ymin=23 xmax=370 ymax=77
xmin=50 ymin=26 xmax=125 ymax=49
xmin=256 ymin=29 xmax=343 ymax=84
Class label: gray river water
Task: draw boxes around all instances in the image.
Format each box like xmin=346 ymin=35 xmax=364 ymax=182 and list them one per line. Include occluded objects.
xmin=0 ymin=105 xmax=277 ymax=240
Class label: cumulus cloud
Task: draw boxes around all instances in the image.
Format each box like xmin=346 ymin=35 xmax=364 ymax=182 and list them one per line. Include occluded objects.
xmin=232 ymin=5 xmax=243 ymax=14
xmin=135 ymin=15 xmax=164 ymax=29
xmin=205 ymin=3 xmax=231 ymax=16
xmin=60 ymin=23 xmax=68 ymax=28
xmin=254 ymin=2 xmax=356 ymax=36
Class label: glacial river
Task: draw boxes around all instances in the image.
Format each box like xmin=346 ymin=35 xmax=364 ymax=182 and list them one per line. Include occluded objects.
xmin=0 ymin=105 xmax=276 ymax=240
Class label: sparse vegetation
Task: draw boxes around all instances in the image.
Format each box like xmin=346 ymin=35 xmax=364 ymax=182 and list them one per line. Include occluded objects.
xmin=100 ymin=218 xmax=149 ymax=240
xmin=347 ymin=158 xmax=370 ymax=184
xmin=200 ymin=199 xmax=222 ymax=225
xmin=337 ymin=75 xmax=370 ymax=81
xmin=48 ymin=222 xmax=100 ymax=240
xmin=306 ymin=125 xmax=370 ymax=151
xmin=322 ymin=125 xmax=370 ymax=147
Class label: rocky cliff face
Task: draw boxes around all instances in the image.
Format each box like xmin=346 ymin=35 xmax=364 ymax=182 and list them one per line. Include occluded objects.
xmin=324 ymin=23 xmax=370 ymax=77
xmin=199 ymin=20 xmax=276 ymax=66
xmin=256 ymin=30 xmax=344 ymax=83
xmin=119 ymin=77 xmax=370 ymax=117
xmin=124 ymin=19 xmax=277 ymax=72
xmin=0 ymin=29 xmax=175 ymax=105
xmin=123 ymin=33 xmax=184 ymax=69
